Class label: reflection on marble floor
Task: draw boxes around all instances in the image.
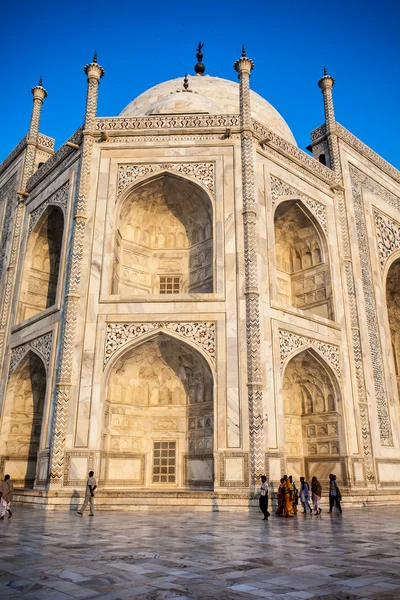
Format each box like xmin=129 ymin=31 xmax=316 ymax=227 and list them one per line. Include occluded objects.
xmin=0 ymin=506 xmax=399 ymax=599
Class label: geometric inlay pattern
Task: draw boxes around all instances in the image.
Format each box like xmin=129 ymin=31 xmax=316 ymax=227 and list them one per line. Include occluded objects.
xmin=279 ymin=329 xmax=340 ymax=378
xmin=104 ymin=321 xmax=216 ymax=368
xmin=373 ymin=208 xmax=400 ymax=271
xmin=117 ymin=163 xmax=215 ymax=198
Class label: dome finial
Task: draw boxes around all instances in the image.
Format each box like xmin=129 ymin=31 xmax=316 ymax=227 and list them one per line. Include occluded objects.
xmin=183 ymin=73 xmax=189 ymax=90
xmin=194 ymin=42 xmax=205 ymax=76
xmin=242 ymin=44 xmax=246 ymax=57
xmin=324 ymin=65 xmax=328 ymax=76
xmin=93 ymin=51 xmax=97 ymax=64
xmin=39 ymin=76 xmax=43 ymax=87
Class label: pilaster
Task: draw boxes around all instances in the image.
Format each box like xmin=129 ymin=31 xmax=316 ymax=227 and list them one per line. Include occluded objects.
xmin=234 ymin=47 xmax=264 ymax=485
xmin=49 ymin=55 xmax=104 ymax=486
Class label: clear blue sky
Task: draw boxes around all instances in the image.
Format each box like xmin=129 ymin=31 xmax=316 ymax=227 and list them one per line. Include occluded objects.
xmin=2 ymin=1 xmax=399 ymax=167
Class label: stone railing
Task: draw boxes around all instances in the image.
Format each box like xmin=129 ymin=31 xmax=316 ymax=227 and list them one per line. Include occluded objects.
xmin=96 ymin=114 xmax=240 ymax=131
xmin=310 ymin=124 xmax=326 ymax=142
xmin=0 ymin=135 xmax=28 ymax=177
xmin=253 ymin=119 xmax=338 ymax=186
xmin=37 ymin=133 xmax=55 ymax=151
xmin=26 ymin=127 xmax=83 ymax=192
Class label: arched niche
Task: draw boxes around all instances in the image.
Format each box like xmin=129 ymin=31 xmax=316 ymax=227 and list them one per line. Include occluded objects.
xmin=113 ymin=173 xmax=213 ymax=296
xmin=386 ymin=257 xmax=400 ymax=399
xmin=17 ymin=205 xmax=64 ymax=322
xmin=104 ymin=333 xmax=214 ymax=488
xmin=274 ymin=200 xmax=334 ymax=320
xmin=0 ymin=351 xmax=46 ymax=487
xmin=282 ymin=348 xmax=340 ymax=480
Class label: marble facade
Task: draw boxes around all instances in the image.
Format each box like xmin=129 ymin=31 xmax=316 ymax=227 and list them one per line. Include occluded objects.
xmin=1 ymin=50 xmax=400 ymax=509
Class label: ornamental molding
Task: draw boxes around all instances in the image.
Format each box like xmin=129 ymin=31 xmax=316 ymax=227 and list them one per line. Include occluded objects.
xmin=96 ymin=114 xmax=240 ymax=132
xmin=337 ymin=124 xmax=400 ymax=186
xmin=310 ymin=124 xmax=327 ymax=142
xmin=102 ymin=133 xmax=241 ymax=144
xmin=104 ymin=321 xmax=216 ymax=368
xmin=279 ymin=329 xmax=340 ymax=378
xmin=0 ymin=173 xmax=18 ymax=284
xmin=28 ymin=182 xmax=69 ymax=235
xmin=8 ymin=332 xmax=53 ymax=379
xmin=37 ymin=134 xmax=55 ymax=151
xmin=373 ymin=208 xmax=400 ymax=271
xmin=26 ymin=128 xmax=82 ymax=193
xmin=349 ymin=165 xmax=392 ymax=445
xmin=270 ymin=176 xmax=328 ymax=233
xmin=253 ymin=119 xmax=338 ymax=186
xmin=0 ymin=136 xmax=27 ymax=177
xmin=117 ymin=162 xmax=215 ymax=197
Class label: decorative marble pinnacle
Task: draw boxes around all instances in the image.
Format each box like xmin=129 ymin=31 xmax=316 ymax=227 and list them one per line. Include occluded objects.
xmin=234 ymin=45 xmax=254 ymax=74
xmin=194 ymin=42 xmax=205 ymax=76
xmin=318 ymin=65 xmax=335 ymax=88
xmin=84 ymin=52 xmax=104 ymax=79
xmin=31 ymin=76 xmax=48 ymax=99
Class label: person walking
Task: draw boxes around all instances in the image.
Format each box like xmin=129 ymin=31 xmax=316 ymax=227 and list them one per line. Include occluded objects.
xmin=311 ymin=476 xmax=322 ymax=515
xmin=282 ymin=475 xmax=295 ymax=518
xmin=0 ymin=475 xmax=13 ymax=519
xmin=259 ymin=475 xmax=270 ymax=520
xmin=78 ymin=471 xmax=97 ymax=516
xmin=299 ymin=477 xmax=312 ymax=514
xmin=329 ymin=474 xmax=342 ymax=513
xmin=289 ymin=475 xmax=298 ymax=514
xmin=276 ymin=478 xmax=285 ymax=516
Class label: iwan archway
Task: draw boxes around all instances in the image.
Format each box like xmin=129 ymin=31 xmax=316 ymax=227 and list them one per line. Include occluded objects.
xmin=102 ymin=333 xmax=214 ymax=489
xmin=282 ymin=347 xmax=342 ymax=482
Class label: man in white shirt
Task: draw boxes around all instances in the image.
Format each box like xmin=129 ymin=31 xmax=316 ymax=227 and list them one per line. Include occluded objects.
xmin=259 ymin=475 xmax=270 ymax=520
xmin=78 ymin=471 xmax=97 ymax=517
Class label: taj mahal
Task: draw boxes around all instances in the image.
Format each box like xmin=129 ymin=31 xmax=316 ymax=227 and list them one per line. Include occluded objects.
xmin=1 ymin=44 xmax=400 ymax=510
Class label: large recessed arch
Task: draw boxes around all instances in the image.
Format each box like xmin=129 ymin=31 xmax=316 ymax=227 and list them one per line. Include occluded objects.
xmin=385 ymin=256 xmax=400 ymax=400
xmin=102 ymin=332 xmax=214 ymax=489
xmin=274 ymin=200 xmax=334 ymax=320
xmin=282 ymin=347 xmax=341 ymax=481
xmin=17 ymin=205 xmax=64 ymax=322
xmin=113 ymin=172 xmax=214 ymax=296
xmin=0 ymin=350 xmax=46 ymax=487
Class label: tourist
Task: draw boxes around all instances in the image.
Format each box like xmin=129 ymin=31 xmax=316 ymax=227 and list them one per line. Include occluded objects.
xmin=0 ymin=475 xmax=13 ymax=519
xmin=282 ymin=474 xmax=295 ymax=517
xmin=259 ymin=475 xmax=270 ymax=520
xmin=77 ymin=471 xmax=97 ymax=516
xmin=311 ymin=476 xmax=322 ymax=515
xmin=299 ymin=477 xmax=312 ymax=514
xmin=289 ymin=475 xmax=298 ymax=514
xmin=276 ymin=478 xmax=285 ymax=516
xmin=329 ymin=474 xmax=342 ymax=513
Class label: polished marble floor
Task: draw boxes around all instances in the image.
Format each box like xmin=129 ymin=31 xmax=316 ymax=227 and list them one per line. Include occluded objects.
xmin=0 ymin=504 xmax=399 ymax=600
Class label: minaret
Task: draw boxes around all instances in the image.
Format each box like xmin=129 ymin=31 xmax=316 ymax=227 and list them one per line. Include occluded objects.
xmin=0 ymin=78 xmax=48 ymax=370
xmin=49 ymin=53 xmax=104 ymax=486
xmin=317 ymin=66 xmax=341 ymax=172
xmin=234 ymin=46 xmax=264 ymax=486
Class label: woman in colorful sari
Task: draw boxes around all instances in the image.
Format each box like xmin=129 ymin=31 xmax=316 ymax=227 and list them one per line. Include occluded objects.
xmin=275 ymin=478 xmax=285 ymax=516
xmin=282 ymin=474 xmax=295 ymax=517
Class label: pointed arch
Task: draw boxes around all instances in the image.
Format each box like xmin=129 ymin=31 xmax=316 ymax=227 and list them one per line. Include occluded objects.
xmin=282 ymin=347 xmax=341 ymax=480
xmin=112 ymin=171 xmax=214 ymax=296
xmin=384 ymin=255 xmax=400 ymax=401
xmin=274 ymin=199 xmax=334 ymax=320
xmin=101 ymin=331 xmax=214 ymax=489
xmin=0 ymin=350 xmax=47 ymax=487
xmin=17 ymin=204 xmax=64 ymax=323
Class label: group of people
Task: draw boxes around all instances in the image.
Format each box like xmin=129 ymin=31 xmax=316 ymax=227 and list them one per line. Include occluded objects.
xmin=259 ymin=473 xmax=342 ymax=520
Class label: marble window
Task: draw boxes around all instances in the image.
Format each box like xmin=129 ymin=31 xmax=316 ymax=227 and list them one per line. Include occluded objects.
xmin=159 ymin=276 xmax=180 ymax=294
xmin=113 ymin=173 xmax=213 ymax=296
xmin=153 ymin=441 xmax=176 ymax=483
xmin=274 ymin=200 xmax=334 ymax=320
xmin=17 ymin=205 xmax=63 ymax=323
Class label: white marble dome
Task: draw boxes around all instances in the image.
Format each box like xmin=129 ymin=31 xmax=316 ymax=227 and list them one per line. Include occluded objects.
xmin=120 ymin=75 xmax=296 ymax=145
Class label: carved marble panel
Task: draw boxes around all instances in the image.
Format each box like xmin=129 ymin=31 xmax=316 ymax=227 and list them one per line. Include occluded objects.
xmin=279 ymin=329 xmax=340 ymax=378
